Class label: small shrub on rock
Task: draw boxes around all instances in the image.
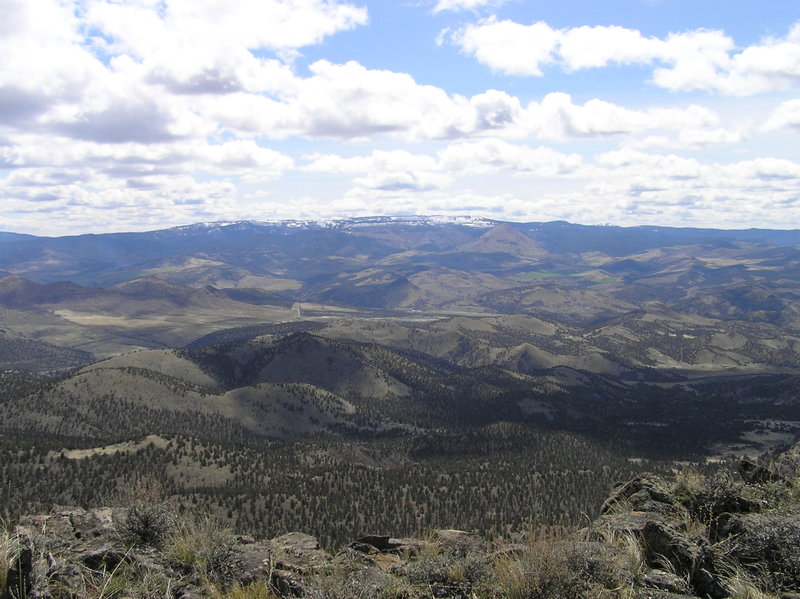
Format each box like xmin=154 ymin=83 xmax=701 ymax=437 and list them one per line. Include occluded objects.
xmin=404 ymin=546 xmax=491 ymax=589
xmin=121 ymin=502 xmax=175 ymax=549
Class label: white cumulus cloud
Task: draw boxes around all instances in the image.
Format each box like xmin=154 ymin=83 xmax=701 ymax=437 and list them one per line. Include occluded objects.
xmin=450 ymin=19 xmax=800 ymax=95
xmin=432 ymin=0 xmax=508 ymax=13
xmin=763 ymin=99 xmax=800 ymax=132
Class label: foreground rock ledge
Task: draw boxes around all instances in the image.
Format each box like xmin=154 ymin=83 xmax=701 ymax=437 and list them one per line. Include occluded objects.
xmin=3 ymin=455 xmax=800 ymax=598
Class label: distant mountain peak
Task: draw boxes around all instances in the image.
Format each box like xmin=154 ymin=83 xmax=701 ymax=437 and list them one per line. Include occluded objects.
xmin=167 ymin=215 xmax=497 ymax=234
xmin=458 ymin=223 xmax=546 ymax=258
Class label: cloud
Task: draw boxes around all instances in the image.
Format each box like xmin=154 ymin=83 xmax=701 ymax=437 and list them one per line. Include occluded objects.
xmin=301 ymin=143 xmax=800 ymax=230
xmin=449 ymin=19 xmax=800 ymax=95
xmin=49 ymin=91 xmax=202 ymax=144
xmin=0 ymin=1 xmax=732 ymax=148
xmin=208 ymin=67 xmax=721 ymax=143
xmin=303 ymin=149 xmax=450 ymax=195
xmin=304 ymin=141 xmax=582 ymax=191
xmin=0 ymin=0 xmax=793 ymax=234
xmin=0 ymin=0 xmax=367 ymax=140
xmin=763 ymin=99 xmax=800 ymax=132
xmin=85 ymin=0 xmax=368 ymax=55
xmin=629 ymin=127 xmax=747 ymax=150
xmin=578 ymin=150 xmax=800 ymax=227
xmin=0 ymin=0 xmax=106 ymax=126
xmin=0 ymin=170 xmax=241 ymax=235
xmin=525 ymin=93 xmax=718 ymax=140
xmin=454 ymin=19 xmax=560 ymax=76
xmin=432 ymin=0 xmax=508 ymax=13
xmin=438 ymin=138 xmax=583 ymax=175
xmin=207 ymin=62 xmax=535 ymax=141
xmin=84 ymin=0 xmax=361 ymax=96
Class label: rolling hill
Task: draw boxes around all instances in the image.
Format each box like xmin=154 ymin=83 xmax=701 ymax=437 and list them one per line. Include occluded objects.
xmin=2 ymin=216 xmax=800 ymax=459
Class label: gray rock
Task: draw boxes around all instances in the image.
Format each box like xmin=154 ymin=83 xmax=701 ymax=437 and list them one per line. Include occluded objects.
xmin=349 ymin=534 xmax=430 ymax=556
xmin=738 ymin=459 xmax=787 ymax=486
xmin=271 ymin=532 xmax=328 ymax=573
xmin=712 ymin=512 xmax=800 ymax=589
xmin=602 ymin=475 xmax=676 ymax=515
xmin=640 ymin=520 xmax=725 ymax=599
xmin=270 ymin=568 xmax=307 ymax=597
xmin=593 ymin=511 xmax=667 ymax=537
xmin=229 ymin=544 xmax=273 ymax=586
xmin=644 ymin=568 xmax=691 ymax=594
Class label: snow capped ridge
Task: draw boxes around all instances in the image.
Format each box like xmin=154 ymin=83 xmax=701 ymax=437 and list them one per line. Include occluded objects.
xmin=167 ymin=215 xmax=498 ymax=233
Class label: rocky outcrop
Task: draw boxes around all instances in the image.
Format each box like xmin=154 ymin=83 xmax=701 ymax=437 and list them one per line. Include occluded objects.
xmin=594 ymin=457 xmax=800 ymax=599
xmin=2 ymin=453 xmax=799 ymax=599
xmin=0 ymin=507 xmax=340 ymax=599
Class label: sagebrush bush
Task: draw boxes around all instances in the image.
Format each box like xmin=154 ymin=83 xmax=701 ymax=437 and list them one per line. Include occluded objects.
xmin=306 ymin=567 xmax=408 ymax=599
xmin=675 ymin=468 xmax=753 ymax=520
xmin=121 ymin=502 xmax=175 ymax=548
xmin=404 ymin=546 xmax=491 ymax=588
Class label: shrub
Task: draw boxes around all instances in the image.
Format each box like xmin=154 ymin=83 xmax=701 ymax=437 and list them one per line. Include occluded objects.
xmin=676 ymin=469 xmax=755 ymax=520
xmin=404 ymin=546 xmax=491 ymax=588
xmin=121 ymin=502 xmax=175 ymax=549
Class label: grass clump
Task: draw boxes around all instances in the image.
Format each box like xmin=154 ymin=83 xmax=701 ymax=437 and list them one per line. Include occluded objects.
xmin=212 ymin=582 xmax=278 ymax=599
xmin=165 ymin=513 xmax=239 ymax=584
xmin=720 ymin=563 xmax=779 ymax=599
xmin=1 ymin=519 xmax=17 ymax=592
xmin=494 ymin=527 xmax=628 ymax=599
xmin=672 ymin=467 xmax=706 ymax=504
xmin=85 ymin=562 xmax=173 ymax=599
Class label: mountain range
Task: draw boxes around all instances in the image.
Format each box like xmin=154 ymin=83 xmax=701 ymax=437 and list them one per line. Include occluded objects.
xmin=1 ymin=216 xmax=799 ymax=459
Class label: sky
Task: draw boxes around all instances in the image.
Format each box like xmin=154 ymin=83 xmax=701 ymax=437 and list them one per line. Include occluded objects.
xmin=2 ymin=0 xmax=800 ymax=235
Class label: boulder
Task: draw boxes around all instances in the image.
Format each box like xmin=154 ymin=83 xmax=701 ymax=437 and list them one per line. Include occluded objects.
xmin=602 ymin=476 xmax=677 ymax=515
xmin=640 ymin=520 xmax=725 ymax=599
xmin=349 ymin=534 xmax=430 ymax=556
xmin=738 ymin=459 xmax=787 ymax=486
xmin=712 ymin=512 xmax=800 ymax=590
xmin=271 ymin=532 xmax=329 ymax=573
xmin=644 ymin=568 xmax=692 ymax=595
xmin=270 ymin=569 xmax=307 ymax=597
xmin=228 ymin=543 xmax=273 ymax=586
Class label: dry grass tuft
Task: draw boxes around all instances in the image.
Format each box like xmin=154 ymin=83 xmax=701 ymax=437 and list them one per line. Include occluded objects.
xmin=721 ymin=563 xmax=780 ymax=599
xmin=494 ymin=526 xmax=627 ymax=599
xmin=672 ymin=467 xmax=706 ymax=504
xmin=0 ymin=520 xmax=18 ymax=592
xmin=165 ymin=513 xmax=239 ymax=584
